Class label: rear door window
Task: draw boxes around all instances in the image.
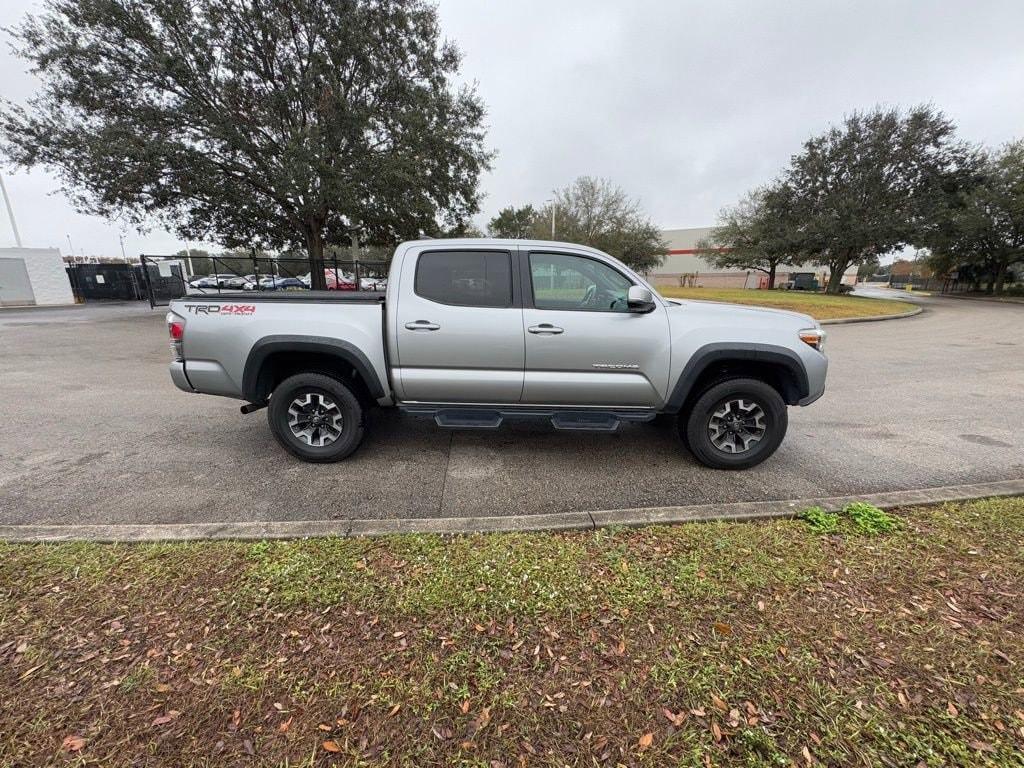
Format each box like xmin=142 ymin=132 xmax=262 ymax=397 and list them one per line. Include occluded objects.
xmin=415 ymin=250 xmax=513 ymax=307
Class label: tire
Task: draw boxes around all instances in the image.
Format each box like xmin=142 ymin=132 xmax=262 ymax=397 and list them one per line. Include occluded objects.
xmin=267 ymin=373 xmax=365 ymax=463
xmin=682 ymin=377 xmax=787 ymax=470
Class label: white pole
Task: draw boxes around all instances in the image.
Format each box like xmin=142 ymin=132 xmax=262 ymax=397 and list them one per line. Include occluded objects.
xmin=183 ymin=240 xmax=195 ymax=276
xmin=0 ymin=173 xmax=23 ymax=247
xmin=66 ymin=233 xmax=75 ymax=258
xmin=118 ymin=232 xmax=127 ymax=261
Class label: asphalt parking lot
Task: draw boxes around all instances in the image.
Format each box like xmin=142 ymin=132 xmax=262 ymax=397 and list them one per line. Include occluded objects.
xmin=1 ymin=292 xmax=1022 ymax=527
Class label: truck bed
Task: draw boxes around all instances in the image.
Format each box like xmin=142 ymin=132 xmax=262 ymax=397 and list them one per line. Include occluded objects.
xmin=170 ymin=292 xmax=389 ymax=402
xmin=184 ymin=290 xmax=385 ymax=303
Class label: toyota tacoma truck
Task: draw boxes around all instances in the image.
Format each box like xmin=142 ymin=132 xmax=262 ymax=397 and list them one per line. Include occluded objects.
xmin=166 ymin=239 xmax=827 ymax=469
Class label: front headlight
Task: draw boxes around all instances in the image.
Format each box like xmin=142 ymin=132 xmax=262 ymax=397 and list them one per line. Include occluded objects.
xmin=799 ymin=327 xmax=826 ymax=352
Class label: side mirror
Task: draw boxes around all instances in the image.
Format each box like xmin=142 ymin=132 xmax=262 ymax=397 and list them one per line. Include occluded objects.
xmin=627 ymin=285 xmax=656 ymax=313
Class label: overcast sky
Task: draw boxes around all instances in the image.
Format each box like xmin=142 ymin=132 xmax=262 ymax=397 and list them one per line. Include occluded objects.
xmin=1 ymin=0 xmax=1023 ymax=257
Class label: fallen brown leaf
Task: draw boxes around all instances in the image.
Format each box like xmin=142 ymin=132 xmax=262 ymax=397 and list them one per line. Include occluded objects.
xmin=62 ymin=735 xmax=85 ymax=753
xmin=152 ymin=710 xmax=180 ymax=726
xmin=322 ymin=739 xmax=342 ymax=753
xmin=638 ymin=732 xmax=653 ymax=751
xmin=662 ymin=707 xmax=686 ymax=727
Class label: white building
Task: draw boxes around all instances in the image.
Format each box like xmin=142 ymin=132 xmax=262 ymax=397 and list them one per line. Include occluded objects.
xmin=646 ymin=227 xmax=857 ymax=289
xmin=0 ymin=247 xmax=76 ymax=306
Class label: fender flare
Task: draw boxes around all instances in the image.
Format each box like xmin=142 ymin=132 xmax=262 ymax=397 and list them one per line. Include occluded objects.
xmin=242 ymin=335 xmax=385 ymax=402
xmin=664 ymin=342 xmax=809 ymax=413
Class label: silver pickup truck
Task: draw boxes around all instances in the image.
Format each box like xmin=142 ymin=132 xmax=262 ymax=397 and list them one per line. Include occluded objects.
xmin=167 ymin=239 xmax=827 ymax=469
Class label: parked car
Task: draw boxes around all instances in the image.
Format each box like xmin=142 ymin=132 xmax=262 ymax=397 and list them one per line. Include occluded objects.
xmin=167 ymin=239 xmax=827 ymax=469
xmin=325 ymin=270 xmax=357 ymax=291
xmin=188 ymin=276 xmax=220 ymax=289
xmin=209 ymin=273 xmax=237 ymax=288
xmin=360 ymin=276 xmax=387 ymax=291
xmin=258 ymin=276 xmax=307 ymax=291
xmin=295 ymin=270 xmax=356 ymax=289
xmin=225 ymin=274 xmax=257 ymax=290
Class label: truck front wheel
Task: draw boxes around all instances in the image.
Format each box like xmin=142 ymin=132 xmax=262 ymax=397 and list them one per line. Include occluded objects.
xmin=682 ymin=378 xmax=787 ymax=470
xmin=267 ymin=373 xmax=365 ymax=462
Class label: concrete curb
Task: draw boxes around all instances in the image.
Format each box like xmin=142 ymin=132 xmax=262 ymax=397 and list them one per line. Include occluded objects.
xmin=819 ymin=306 xmax=923 ymax=325
xmin=0 ymin=303 xmax=83 ymax=313
xmin=938 ymin=293 xmax=1024 ymax=306
xmin=1 ymin=479 xmax=1021 ymax=543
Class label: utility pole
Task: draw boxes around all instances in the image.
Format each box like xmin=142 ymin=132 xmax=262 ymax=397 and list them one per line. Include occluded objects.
xmin=66 ymin=233 xmax=75 ymax=259
xmin=183 ymin=240 xmax=195 ymax=276
xmin=0 ymin=172 xmax=23 ymax=247
xmin=545 ymin=197 xmax=556 ymax=239
xmin=118 ymin=232 xmax=127 ymax=261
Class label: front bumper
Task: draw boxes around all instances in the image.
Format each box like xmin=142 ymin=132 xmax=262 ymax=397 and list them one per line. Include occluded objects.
xmin=798 ymin=352 xmax=828 ymax=406
xmin=169 ymin=361 xmax=194 ymax=393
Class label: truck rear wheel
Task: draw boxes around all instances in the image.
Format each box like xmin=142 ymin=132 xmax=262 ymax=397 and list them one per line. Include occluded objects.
xmin=682 ymin=377 xmax=787 ymax=470
xmin=267 ymin=373 xmax=365 ymax=462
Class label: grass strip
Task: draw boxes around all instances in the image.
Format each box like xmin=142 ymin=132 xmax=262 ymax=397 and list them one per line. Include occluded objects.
xmin=2 ymin=497 xmax=1022 ymax=766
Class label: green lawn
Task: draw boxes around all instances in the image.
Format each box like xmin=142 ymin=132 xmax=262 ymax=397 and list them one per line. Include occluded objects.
xmin=2 ymin=497 xmax=1023 ymax=766
xmin=658 ymin=286 xmax=916 ymax=320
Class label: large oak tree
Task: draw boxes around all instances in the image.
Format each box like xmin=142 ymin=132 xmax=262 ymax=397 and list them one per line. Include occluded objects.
xmin=925 ymin=140 xmax=1024 ymax=294
xmin=697 ymin=181 xmax=805 ymax=289
xmin=0 ymin=0 xmax=491 ymax=288
xmin=784 ymin=106 xmax=977 ymax=293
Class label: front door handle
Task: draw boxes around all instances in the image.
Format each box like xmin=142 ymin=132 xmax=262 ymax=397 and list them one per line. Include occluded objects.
xmin=528 ymin=324 xmax=564 ymax=335
xmin=405 ymin=320 xmax=440 ymax=331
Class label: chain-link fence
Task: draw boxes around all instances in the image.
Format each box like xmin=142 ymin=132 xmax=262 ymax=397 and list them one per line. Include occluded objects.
xmin=139 ymin=253 xmax=389 ymax=307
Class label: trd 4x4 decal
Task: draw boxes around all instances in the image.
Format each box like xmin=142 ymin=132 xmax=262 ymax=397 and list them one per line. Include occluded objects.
xmin=184 ymin=304 xmax=256 ymax=315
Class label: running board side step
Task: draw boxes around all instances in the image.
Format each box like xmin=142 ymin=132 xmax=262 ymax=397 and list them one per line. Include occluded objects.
xmin=434 ymin=409 xmax=503 ymax=429
xmin=401 ymin=406 xmax=657 ymax=432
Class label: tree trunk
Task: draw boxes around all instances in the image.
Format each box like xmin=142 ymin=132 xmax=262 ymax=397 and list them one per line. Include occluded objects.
xmin=825 ymin=261 xmax=848 ymax=294
xmin=993 ymin=262 xmax=1007 ymax=294
xmin=767 ymin=263 xmax=777 ymax=289
xmin=306 ymin=223 xmax=327 ymax=291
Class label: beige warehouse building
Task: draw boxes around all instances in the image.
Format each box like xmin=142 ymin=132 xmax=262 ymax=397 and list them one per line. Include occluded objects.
xmin=646 ymin=227 xmax=857 ymax=289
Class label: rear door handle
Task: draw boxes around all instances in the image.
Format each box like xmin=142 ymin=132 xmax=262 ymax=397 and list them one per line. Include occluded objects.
xmin=528 ymin=324 xmax=564 ymax=335
xmin=405 ymin=320 xmax=440 ymax=331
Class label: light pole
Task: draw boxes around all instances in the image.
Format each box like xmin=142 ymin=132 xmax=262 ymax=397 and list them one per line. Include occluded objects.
xmin=545 ymin=197 xmax=556 ymax=239
xmin=66 ymin=233 xmax=75 ymax=260
xmin=183 ymin=240 xmax=195 ymax=276
xmin=0 ymin=172 xmax=22 ymax=248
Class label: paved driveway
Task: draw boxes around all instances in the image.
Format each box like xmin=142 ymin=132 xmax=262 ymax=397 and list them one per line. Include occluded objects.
xmin=1 ymin=294 xmax=1021 ymax=526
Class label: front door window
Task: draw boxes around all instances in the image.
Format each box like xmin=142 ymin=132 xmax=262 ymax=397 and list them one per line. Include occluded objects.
xmin=529 ymin=252 xmax=632 ymax=312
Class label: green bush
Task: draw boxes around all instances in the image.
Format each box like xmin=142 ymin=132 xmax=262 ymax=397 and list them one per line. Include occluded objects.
xmin=800 ymin=506 xmax=840 ymax=534
xmin=800 ymin=502 xmax=900 ymax=535
xmin=844 ymin=502 xmax=900 ymax=534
